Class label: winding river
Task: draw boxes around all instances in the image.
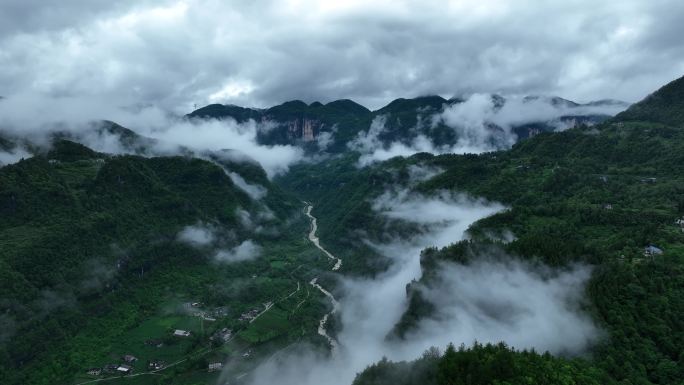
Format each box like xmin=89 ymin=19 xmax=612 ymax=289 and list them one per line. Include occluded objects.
xmin=304 ymin=204 xmax=341 ymax=352
xmin=305 ymin=205 xmax=342 ymax=271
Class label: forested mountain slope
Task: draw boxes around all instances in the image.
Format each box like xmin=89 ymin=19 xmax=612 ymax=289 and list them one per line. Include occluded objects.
xmin=0 ymin=139 xmax=318 ymax=384
xmin=615 ymin=75 xmax=684 ymax=127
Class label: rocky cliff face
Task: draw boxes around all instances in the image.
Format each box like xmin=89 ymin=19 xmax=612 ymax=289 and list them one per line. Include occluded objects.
xmin=302 ymin=119 xmax=316 ymax=141
xmin=285 ymin=118 xmax=321 ymax=141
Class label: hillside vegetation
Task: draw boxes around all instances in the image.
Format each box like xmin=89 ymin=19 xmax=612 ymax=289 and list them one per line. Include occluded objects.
xmin=0 ymin=140 xmax=330 ymax=384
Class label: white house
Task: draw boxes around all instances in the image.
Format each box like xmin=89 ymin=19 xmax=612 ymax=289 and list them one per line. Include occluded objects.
xmin=117 ymin=365 xmax=132 ymax=374
xmin=173 ymin=329 xmax=191 ymax=337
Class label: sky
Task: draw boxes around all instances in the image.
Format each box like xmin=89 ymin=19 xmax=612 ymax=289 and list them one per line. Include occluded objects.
xmin=1 ymin=0 xmax=683 ymax=113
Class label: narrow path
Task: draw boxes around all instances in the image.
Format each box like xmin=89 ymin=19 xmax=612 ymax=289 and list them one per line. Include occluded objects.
xmin=249 ymin=301 xmax=274 ymax=324
xmin=304 ymin=203 xmax=342 ymax=353
xmin=282 ymin=281 xmax=301 ymax=301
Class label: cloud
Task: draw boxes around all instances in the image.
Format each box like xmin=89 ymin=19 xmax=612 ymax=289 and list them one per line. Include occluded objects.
xmin=439 ymin=94 xmax=628 ymax=135
xmin=235 ymin=208 xmax=254 ymax=229
xmin=226 ymin=171 xmax=267 ymax=200
xmin=437 ymin=94 xmax=517 ymax=150
xmin=348 ymin=114 xmax=488 ymax=167
xmin=34 ymin=289 xmax=77 ymax=318
xmin=411 ymin=260 xmax=599 ymax=355
xmin=235 ymin=188 xmax=599 ymax=385
xmin=349 ymin=116 xmax=452 ymax=167
xmin=0 ymin=93 xmax=305 ymax=177
xmin=177 ymin=223 xmax=216 ymax=246
xmin=143 ymin=117 xmax=304 ymax=177
xmin=0 ymin=145 xmax=31 ymax=166
xmin=349 ymin=94 xmax=629 ymax=166
xmin=79 ymin=259 xmax=117 ymax=292
xmin=1 ymin=1 xmax=683 ymax=111
xmin=214 ymin=239 xmax=262 ymax=263
xmin=0 ymin=0 xmax=143 ymax=36
xmin=370 ymin=189 xmax=505 ymax=246
xmin=316 ymin=131 xmax=334 ymax=150
xmin=406 ymin=164 xmax=443 ymax=185
xmin=177 ymin=222 xmax=263 ymax=263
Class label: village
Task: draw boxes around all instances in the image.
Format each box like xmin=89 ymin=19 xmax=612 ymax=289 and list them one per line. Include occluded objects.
xmin=79 ymin=299 xmax=277 ymax=381
xmin=72 ymin=206 xmax=331 ymax=385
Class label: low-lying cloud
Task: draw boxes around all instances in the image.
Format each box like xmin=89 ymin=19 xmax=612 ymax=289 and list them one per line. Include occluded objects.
xmin=226 ymin=171 xmax=267 ymax=200
xmin=405 ymin=164 xmax=444 ymax=185
xmin=412 ymin=260 xmax=598 ymax=355
xmin=349 ymin=116 xmax=453 ymax=167
xmin=236 ymin=188 xmax=600 ymax=385
xmin=438 ymin=93 xmax=627 ymax=135
xmin=214 ymin=240 xmax=262 ymax=264
xmin=0 ymin=93 xmax=304 ymax=177
xmin=0 ymin=146 xmax=30 ymax=167
xmin=349 ymin=95 xmax=628 ymax=166
xmin=79 ymin=259 xmax=117 ymax=293
xmin=177 ymin=223 xmax=216 ymax=246
xmin=177 ymin=222 xmax=263 ymax=264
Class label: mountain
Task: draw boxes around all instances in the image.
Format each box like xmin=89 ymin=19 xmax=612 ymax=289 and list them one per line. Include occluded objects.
xmin=614 ymin=74 xmax=684 ymax=127
xmin=188 ymin=94 xmax=629 ymax=153
xmin=189 ymin=99 xmax=372 ymax=152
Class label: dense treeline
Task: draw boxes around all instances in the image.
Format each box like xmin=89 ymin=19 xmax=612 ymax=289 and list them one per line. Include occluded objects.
xmin=353 ymin=343 xmax=607 ymax=385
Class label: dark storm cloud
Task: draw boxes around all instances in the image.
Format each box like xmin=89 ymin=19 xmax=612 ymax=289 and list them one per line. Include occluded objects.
xmin=0 ymin=0 xmax=141 ymax=35
xmin=0 ymin=0 xmax=683 ymax=112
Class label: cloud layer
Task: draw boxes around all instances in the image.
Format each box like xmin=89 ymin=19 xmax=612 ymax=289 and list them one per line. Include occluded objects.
xmin=1 ymin=1 xmax=683 ymax=112
xmin=348 ymin=93 xmax=629 ymax=165
xmin=413 ymin=260 xmax=598 ymax=355
xmin=0 ymin=93 xmax=304 ymax=176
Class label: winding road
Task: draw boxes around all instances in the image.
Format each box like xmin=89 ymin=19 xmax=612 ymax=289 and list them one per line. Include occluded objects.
xmin=304 ymin=203 xmax=342 ymax=353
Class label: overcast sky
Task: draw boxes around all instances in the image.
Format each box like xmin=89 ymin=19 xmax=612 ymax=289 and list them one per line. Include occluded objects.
xmin=1 ymin=0 xmax=683 ymax=112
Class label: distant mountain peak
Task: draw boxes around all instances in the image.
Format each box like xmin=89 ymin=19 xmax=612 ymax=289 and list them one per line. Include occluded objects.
xmin=324 ymin=99 xmax=370 ymax=114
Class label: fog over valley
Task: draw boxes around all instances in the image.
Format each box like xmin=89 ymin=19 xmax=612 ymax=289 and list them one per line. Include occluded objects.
xmin=1 ymin=2 xmax=684 ymax=385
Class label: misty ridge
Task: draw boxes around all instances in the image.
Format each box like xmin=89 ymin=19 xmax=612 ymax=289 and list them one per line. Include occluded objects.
xmin=349 ymin=94 xmax=628 ymax=166
xmin=0 ymin=90 xmax=628 ymax=173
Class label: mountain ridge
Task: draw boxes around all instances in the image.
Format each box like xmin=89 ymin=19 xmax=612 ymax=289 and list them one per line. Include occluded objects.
xmin=186 ymin=94 xmax=630 ymax=153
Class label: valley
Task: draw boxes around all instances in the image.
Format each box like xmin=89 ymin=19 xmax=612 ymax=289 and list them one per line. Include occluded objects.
xmin=1 ymin=75 xmax=684 ymax=385
xmin=3 ymin=2 xmax=684 ymax=385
